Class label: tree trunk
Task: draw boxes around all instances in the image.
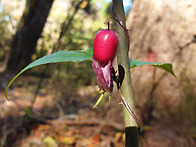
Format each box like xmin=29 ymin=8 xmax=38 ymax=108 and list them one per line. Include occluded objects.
xmin=6 ymin=0 xmax=54 ymax=72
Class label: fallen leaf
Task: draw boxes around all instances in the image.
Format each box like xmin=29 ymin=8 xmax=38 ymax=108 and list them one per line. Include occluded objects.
xmin=91 ymin=133 xmax=101 ymax=143
xmin=61 ymin=136 xmax=76 ymax=145
xmin=43 ymin=136 xmax=58 ymax=147
xmin=115 ymin=132 xmax=122 ymax=142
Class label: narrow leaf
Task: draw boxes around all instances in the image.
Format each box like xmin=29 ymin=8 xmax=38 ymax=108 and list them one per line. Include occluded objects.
xmin=129 ymin=59 xmax=176 ymax=78
xmin=93 ymin=93 xmax=104 ymax=108
xmin=5 ymin=48 xmax=93 ymax=100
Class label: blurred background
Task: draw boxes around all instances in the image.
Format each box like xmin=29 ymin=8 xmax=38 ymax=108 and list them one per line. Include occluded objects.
xmin=0 ymin=0 xmax=196 ymax=146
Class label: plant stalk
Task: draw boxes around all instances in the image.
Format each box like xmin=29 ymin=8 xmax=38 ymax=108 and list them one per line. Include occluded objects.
xmin=112 ymin=0 xmax=139 ymax=146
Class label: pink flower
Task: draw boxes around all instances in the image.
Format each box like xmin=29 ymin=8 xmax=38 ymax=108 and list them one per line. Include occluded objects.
xmin=92 ymin=58 xmax=113 ymax=93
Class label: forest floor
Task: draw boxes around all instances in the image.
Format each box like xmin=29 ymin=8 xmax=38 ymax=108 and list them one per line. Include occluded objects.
xmin=0 ymin=71 xmax=195 ymax=147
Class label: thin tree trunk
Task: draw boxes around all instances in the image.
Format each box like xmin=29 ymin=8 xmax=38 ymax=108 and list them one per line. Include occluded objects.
xmin=6 ymin=0 xmax=54 ymax=72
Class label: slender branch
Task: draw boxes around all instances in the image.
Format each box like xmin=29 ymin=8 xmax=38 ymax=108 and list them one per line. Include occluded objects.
xmin=119 ymin=89 xmax=141 ymax=127
xmin=111 ymin=7 xmax=130 ymax=49
xmin=112 ymin=0 xmax=139 ymax=146
xmin=112 ymin=0 xmax=137 ymax=128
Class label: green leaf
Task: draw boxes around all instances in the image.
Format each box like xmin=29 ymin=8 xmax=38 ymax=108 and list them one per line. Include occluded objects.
xmin=129 ymin=59 xmax=176 ymax=78
xmin=93 ymin=93 xmax=104 ymax=108
xmin=5 ymin=47 xmax=93 ymax=100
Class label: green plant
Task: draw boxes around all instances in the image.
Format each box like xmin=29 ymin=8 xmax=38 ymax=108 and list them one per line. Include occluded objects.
xmin=5 ymin=0 xmax=176 ymax=146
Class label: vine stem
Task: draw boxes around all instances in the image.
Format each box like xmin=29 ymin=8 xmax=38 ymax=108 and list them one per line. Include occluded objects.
xmin=111 ymin=6 xmax=130 ymax=49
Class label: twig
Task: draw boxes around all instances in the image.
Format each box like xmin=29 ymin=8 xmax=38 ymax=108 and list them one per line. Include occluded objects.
xmin=111 ymin=6 xmax=130 ymax=49
xmin=118 ymin=89 xmax=141 ymax=127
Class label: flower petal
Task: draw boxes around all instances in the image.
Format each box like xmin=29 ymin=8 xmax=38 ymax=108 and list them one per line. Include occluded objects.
xmin=92 ymin=58 xmax=113 ymax=93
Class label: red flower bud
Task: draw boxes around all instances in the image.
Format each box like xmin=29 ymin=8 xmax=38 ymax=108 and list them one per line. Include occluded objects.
xmin=93 ymin=29 xmax=119 ymax=66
